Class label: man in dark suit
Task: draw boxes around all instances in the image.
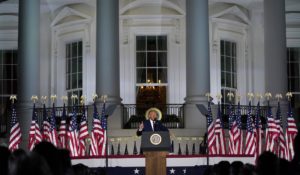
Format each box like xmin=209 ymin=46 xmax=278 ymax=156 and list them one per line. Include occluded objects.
xmin=136 ymin=109 xmax=168 ymax=136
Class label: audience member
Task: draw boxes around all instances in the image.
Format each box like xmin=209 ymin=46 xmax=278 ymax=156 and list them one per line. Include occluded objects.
xmin=0 ymin=146 xmax=10 ymax=175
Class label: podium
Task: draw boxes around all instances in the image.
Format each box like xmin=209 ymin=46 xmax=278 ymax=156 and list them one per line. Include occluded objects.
xmin=141 ymin=131 xmax=170 ymax=175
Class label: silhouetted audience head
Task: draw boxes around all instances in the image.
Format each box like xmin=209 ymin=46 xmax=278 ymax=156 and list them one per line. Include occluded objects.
xmin=256 ymin=151 xmax=279 ymax=175
xmin=215 ymin=161 xmax=230 ymax=175
xmin=0 ymin=146 xmax=10 ymax=175
xmin=33 ymin=141 xmax=63 ymax=175
xmin=230 ymin=161 xmax=244 ymax=175
xmin=58 ymin=149 xmax=74 ymax=175
xmin=72 ymin=164 xmax=89 ymax=175
xmin=8 ymin=149 xmax=27 ymax=175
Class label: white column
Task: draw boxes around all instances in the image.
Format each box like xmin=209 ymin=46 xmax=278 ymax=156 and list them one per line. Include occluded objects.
xmin=185 ymin=0 xmax=210 ymax=104
xmin=17 ymin=0 xmax=40 ymax=147
xmin=264 ymin=0 xmax=287 ymax=95
xmin=96 ymin=0 xmax=121 ymax=104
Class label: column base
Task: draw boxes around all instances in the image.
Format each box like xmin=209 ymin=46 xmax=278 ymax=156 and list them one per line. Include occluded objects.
xmin=95 ymin=95 xmax=122 ymax=105
xmin=184 ymin=95 xmax=211 ymax=104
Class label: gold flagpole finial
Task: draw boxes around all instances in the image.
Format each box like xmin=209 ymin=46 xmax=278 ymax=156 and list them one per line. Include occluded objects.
xmin=286 ymin=92 xmax=293 ymax=101
xmin=216 ymin=94 xmax=222 ymax=102
xmin=10 ymin=95 xmax=17 ymax=104
xmin=275 ymin=93 xmax=282 ymax=102
xmin=41 ymin=96 xmax=47 ymax=104
xmin=71 ymin=94 xmax=78 ymax=105
xmin=31 ymin=95 xmax=38 ymax=104
xmin=227 ymin=92 xmax=234 ymax=102
xmin=256 ymin=93 xmax=263 ymax=102
xmin=265 ymin=92 xmax=272 ymax=101
xmin=61 ymin=96 xmax=68 ymax=104
xmin=247 ymin=92 xmax=254 ymax=102
xmin=92 ymin=93 xmax=98 ymax=102
xmin=80 ymin=95 xmax=86 ymax=105
xmin=101 ymin=95 xmax=108 ymax=103
xmin=236 ymin=93 xmax=241 ymax=101
xmin=205 ymin=93 xmax=211 ymax=102
xmin=50 ymin=94 xmax=57 ymax=104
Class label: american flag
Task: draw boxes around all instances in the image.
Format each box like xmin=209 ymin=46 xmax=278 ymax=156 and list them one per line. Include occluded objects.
xmin=68 ymin=105 xmax=79 ymax=157
xmin=28 ymin=104 xmax=42 ymax=150
xmin=100 ymin=102 xmax=107 ymax=155
xmin=42 ymin=104 xmax=50 ymax=141
xmin=228 ymin=103 xmax=236 ymax=155
xmin=244 ymin=102 xmax=255 ymax=155
xmin=90 ymin=103 xmax=105 ymax=156
xmin=236 ymin=102 xmax=243 ymax=155
xmin=285 ymin=101 xmax=298 ymax=161
xmin=254 ymin=102 xmax=264 ymax=158
xmin=48 ymin=103 xmax=58 ymax=147
xmin=206 ymin=101 xmax=216 ymax=155
xmin=214 ymin=102 xmax=226 ymax=155
xmin=265 ymin=101 xmax=277 ymax=153
xmin=78 ymin=106 xmax=89 ymax=156
xmin=8 ymin=104 xmax=22 ymax=152
xmin=276 ymin=102 xmax=288 ymax=160
xmin=58 ymin=103 xmax=67 ymax=148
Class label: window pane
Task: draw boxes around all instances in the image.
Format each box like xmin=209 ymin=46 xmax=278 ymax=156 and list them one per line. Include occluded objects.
xmin=66 ymin=44 xmax=70 ymax=58
xmin=221 ymin=72 xmax=225 ymax=86
xmin=3 ymin=80 xmax=11 ymax=94
xmin=3 ymin=65 xmax=12 ymax=79
xmin=0 ymin=65 xmax=3 ymax=79
xmin=147 ymin=52 xmax=156 ymax=67
xmin=136 ymin=36 xmax=146 ymax=51
xmin=158 ymin=36 xmax=167 ymax=50
xmin=158 ymin=52 xmax=167 ymax=67
xmin=136 ymin=68 xmax=146 ymax=83
xmin=72 ymin=74 xmax=77 ymax=89
xmin=72 ymin=58 xmax=77 ymax=73
xmin=221 ymin=56 xmax=225 ymax=71
xmin=225 ymin=72 xmax=231 ymax=87
xmin=3 ymin=50 xmax=13 ymax=65
xmin=78 ymin=41 xmax=82 ymax=57
xmin=232 ymin=43 xmax=236 ymax=57
xmin=158 ymin=68 xmax=167 ymax=83
xmin=12 ymin=65 xmax=17 ymax=79
xmin=12 ymin=50 xmax=18 ymax=65
xmin=67 ymin=59 xmax=71 ymax=73
xmin=78 ymin=73 xmax=82 ymax=88
xmin=232 ymin=58 xmax=236 ymax=73
xmin=225 ymin=42 xmax=231 ymax=56
xmin=78 ymin=57 xmax=82 ymax=72
xmin=147 ymin=68 xmax=157 ymax=83
xmin=12 ymin=80 xmax=17 ymax=94
xmin=225 ymin=57 xmax=231 ymax=72
xmin=72 ymin=42 xmax=77 ymax=57
xmin=233 ymin=73 xmax=237 ymax=88
xmin=66 ymin=75 xmax=70 ymax=90
xmin=136 ymin=52 xmax=146 ymax=67
xmin=147 ymin=36 xmax=156 ymax=50
xmin=290 ymin=63 xmax=299 ymax=77
xmin=221 ymin=40 xmax=224 ymax=55
xmin=291 ymin=78 xmax=300 ymax=91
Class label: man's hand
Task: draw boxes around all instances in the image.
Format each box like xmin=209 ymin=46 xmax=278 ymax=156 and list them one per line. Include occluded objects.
xmin=138 ymin=122 xmax=144 ymax=131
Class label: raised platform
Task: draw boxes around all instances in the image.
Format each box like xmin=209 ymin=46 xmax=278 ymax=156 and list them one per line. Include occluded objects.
xmin=71 ymin=155 xmax=255 ymax=167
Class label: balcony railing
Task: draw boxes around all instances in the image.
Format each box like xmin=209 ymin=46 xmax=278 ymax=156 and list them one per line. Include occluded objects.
xmin=219 ymin=104 xmax=269 ymax=129
xmin=122 ymin=104 xmax=185 ymax=129
xmin=0 ymin=103 xmax=271 ymax=137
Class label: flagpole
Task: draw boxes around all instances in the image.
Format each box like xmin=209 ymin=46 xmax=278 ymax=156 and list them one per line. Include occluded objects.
xmin=205 ymin=93 xmax=211 ymax=166
xmin=101 ymin=95 xmax=109 ymax=175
